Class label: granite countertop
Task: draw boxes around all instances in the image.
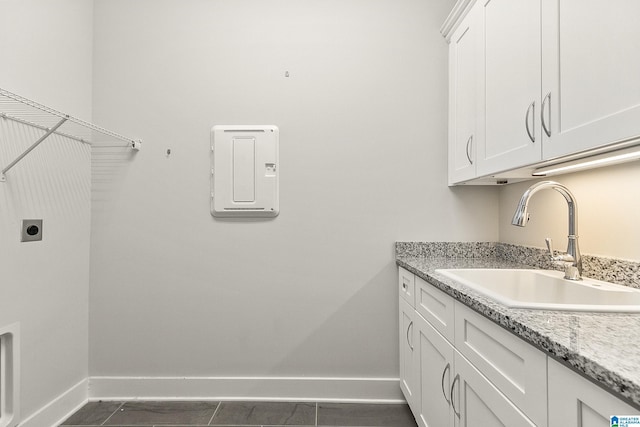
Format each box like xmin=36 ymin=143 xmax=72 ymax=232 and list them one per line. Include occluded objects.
xmin=396 ymin=252 xmax=640 ymax=409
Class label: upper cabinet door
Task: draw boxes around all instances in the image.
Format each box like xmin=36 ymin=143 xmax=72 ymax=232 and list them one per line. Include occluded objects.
xmin=448 ymin=6 xmax=482 ymax=185
xmin=541 ymin=0 xmax=640 ymax=159
xmin=477 ymin=0 xmax=542 ymax=176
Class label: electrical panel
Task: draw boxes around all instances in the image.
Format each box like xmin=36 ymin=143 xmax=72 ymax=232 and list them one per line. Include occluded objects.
xmin=210 ymin=125 xmax=279 ymax=218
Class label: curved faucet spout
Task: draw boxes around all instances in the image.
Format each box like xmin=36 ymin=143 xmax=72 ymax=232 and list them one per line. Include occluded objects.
xmin=511 ymin=180 xmax=582 ymax=280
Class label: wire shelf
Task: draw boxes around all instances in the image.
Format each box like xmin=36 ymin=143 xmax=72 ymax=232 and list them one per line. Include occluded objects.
xmin=0 ymin=87 xmax=141 ymax=181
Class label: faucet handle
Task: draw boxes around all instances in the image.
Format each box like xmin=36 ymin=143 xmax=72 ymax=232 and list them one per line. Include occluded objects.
xmin=545 ymin=237 xmax=574 ymax=262
xmin=545 ymin=237 xmax=578 ymax=279
xmin=545 ymin=237 xmax=554 ymax=257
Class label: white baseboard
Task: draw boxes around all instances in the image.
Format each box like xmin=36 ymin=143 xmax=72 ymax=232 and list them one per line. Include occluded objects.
xmin=89 ymin=376 xmax=405 ymax=403
xmin=19 ymin=378 xmax=88 ymax=427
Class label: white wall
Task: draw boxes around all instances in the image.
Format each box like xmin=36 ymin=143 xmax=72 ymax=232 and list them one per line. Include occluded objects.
xmin=0 ymin=0 xmax=93 ymax=422
xmin=499 ymin=161 xmax=640 ymax=261
xmin=89 ymin=0 xmax=499 ymax=396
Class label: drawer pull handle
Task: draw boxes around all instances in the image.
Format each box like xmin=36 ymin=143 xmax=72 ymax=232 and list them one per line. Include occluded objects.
xmin=407 ymin=321 xmax=414 ymax=351
xmin=525 ymin=101 xmax=536 ymax=143
xmin=402 ymin=282 xmax=407 ymax=290
xmin=450 ymin=373 xmax=461 ymax=418
xmin=441 ymin=362 xmax=451 ymax=404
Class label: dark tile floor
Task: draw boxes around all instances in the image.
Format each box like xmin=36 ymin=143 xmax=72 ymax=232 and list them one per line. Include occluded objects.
xmin=59 ymin=400 xmax=418 ymax=427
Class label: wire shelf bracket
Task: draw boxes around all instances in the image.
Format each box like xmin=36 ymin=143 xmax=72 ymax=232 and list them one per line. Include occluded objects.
xmin=0 ymin=87 xmax=141 ymax=182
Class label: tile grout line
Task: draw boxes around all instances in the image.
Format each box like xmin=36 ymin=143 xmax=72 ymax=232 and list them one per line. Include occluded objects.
xmin=207 ymin=401 xmax=221 ymax=426
xmin=100 ymin=401 xmax=126 ymax=426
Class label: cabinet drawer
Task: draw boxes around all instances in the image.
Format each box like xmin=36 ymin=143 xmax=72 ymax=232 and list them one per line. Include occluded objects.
xmin=415 ymin=276 xmax=455 ymax=343
xmin=398 ymin=267 xmax=416 ymax=307
xmin=454 ymin=302 xmax=547 ymax=427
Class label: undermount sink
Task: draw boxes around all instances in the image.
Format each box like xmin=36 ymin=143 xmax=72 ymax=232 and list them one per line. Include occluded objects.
xmin=435 ymin=268 xmax=640 ymax=313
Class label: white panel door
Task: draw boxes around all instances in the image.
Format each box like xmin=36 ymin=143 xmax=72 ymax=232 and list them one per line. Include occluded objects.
xmin=400 ymin=298 xmax=419 ymax=411
xmin=448 ymin=5 xmax=481 ymax=184
xmin=541 ymin=0 xmax=640 ymax=159
xmin=478 ymin=0 xmax=542 ymax=175
xmin=548 ymin=358 xmax=638 ymax=427
xmin=453 ymin=352 xmax=536 ymax=427
xmin=415 ymin=312 xmax=455 ymax=427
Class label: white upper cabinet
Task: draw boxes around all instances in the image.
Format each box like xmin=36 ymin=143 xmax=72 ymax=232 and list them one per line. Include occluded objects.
xmin=448 ymin=5 xmax=481 ymax=184
xmin=541 ymin=0 xmax=640 ymax=159
xmin=444 ymin=0 xmax=640 ymax=184
xmin=478 ymin=0 xmax=542 ymax=176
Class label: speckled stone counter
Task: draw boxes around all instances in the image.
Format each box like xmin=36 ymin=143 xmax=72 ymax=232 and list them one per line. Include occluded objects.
xmin=396 ymin=242 xmax=640 ymax=409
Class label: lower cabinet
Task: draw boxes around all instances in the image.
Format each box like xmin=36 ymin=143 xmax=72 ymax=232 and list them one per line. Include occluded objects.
xmin=414 ymin=306 xmax=534 ymax=427
xmin=399 ymin=267 xmax=640 ymax=427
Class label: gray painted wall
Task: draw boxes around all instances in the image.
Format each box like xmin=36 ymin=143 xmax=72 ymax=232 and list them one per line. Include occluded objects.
xmin=88 ymin=0 xmax=499 ymax=392
xmin=0 ymin=0 xmax=93 ymax=420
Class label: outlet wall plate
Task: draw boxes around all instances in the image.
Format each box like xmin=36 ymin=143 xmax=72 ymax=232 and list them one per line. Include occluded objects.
xmin=21 ymin=219 xmax=43 ymax=242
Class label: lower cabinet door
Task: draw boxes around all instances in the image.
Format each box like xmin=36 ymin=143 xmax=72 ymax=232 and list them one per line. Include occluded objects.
xmin=416 ymin=312 xmax=455 ymax=427
xmin=400 ymin=298 xmax=419 ymax=410
xmin=453 ymin=352 xmax=536 ymax=427
xmin=548 ymin=358 xmax=638 ymax=427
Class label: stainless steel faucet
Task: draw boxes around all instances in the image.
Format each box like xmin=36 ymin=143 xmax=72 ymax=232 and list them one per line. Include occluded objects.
xmin=511 ymin=180 xmax=582 ymax=280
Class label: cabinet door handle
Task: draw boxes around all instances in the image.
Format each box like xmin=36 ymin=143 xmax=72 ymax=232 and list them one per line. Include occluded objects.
xmin=541 ymin=92 xmax=551 ymax=137
xmin=525 ymin=101 xmax=536 ymax=143
xmin=450 ymin=373 xmax=461 ymax=418
xmin=406 ymin=321 xmax=414 ymax=351
xmin=441 ymin=362 xmax=451 ymax=404
xmin=465 ymin=135 xmax=473 ymax=165
xmin=402 ymin=282 xmax=407 ymax=291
